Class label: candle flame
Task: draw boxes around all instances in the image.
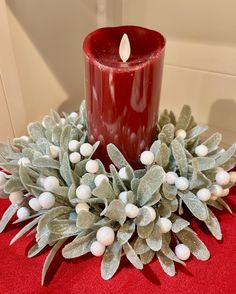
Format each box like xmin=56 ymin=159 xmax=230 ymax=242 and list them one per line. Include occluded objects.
xmin=119 ymin=33 xmax=131 ymax=63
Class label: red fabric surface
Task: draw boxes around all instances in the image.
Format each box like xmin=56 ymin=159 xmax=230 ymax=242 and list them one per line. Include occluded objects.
xmin=0 ymin=188 xmax=235 ymax=294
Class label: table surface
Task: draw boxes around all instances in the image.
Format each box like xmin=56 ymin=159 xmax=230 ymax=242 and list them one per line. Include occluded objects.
xmin=0 ymin=187 xmax=236 ymax=294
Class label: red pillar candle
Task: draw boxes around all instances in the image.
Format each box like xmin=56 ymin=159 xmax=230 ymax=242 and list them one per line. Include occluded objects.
xmin=83 ymin=25 xmax=165 ymax=168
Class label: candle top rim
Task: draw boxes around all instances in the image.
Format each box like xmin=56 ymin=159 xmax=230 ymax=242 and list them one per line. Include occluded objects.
xmin=83 ymin=25 xmax=165 ymax=70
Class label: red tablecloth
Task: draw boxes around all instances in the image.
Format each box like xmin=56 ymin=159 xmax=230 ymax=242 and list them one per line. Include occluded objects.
xmin=0 ymin=187 xmax=236 ymax=294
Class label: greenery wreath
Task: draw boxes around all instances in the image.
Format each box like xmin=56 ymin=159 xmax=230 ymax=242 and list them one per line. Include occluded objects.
xmin=0 ymin=101 xmax=235 ymax=285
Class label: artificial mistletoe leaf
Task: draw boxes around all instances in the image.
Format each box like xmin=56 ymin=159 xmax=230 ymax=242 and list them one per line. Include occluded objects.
xmin=133 ymin=237 xmax=150 ymax=255
xmin=101 ymin=240 xmax=122 ymax=280
xmin=217 ymin=198 xmax=232 ymax=214
xmin=204 ymin=209 xmax=222 ymax=240
xmin=33 ymin=157 xmax=60 ymax=169
xmin=0 ymin=163 xmax=19 ymax=176
xmin=4 ymin=177 xmax=24 ymax=193
xmin=179 ymin=191 xmax=208 ymax=221
xmin=176 ymin=105 xmax=192 ymax=131
xmin=60 ymin=152 xmax=74 ymax=186
xmin=140 ymin=250 xmax=155 ymax=264
xmin=176 ymin=228 xmax=210 ymax=261
xmin=155 ymin=143 xmax=170 ymax=167
xmin=48 ymin=219 xmax=79 ymax=235
xmin=145 ymin=192 xmax=161 ymax=206
xmin=162 ymin=182 xmax=177 ymax=200
xmin=0 ymin=204 xmax=18 ymax=233
xmin=171 ymin=139 xmax=188 ymax=177
xmin=105 ymin=199 xmax=126 ymax=225
xmin=158 ymin=109 xmax=170 ymax=129
xmin=161 ymin=233 xmax=184 ymax=265
xmin=110 ymin=164 xmax=127 ymax=194
xmin=92 ymin=180 xmax=115 ymax=201
xmin=146 ymin=223 xmax=162 ymax=251
xmin=117 ymin=220 xmax=135 ymax=245
xmin=62 ymin=232 xmax=96 ymax=258
xmin=123 ymin=242 xmax=143 ymax=270
xmin=76 ymin=210 xmax=99 ymax=229
xmin=186 ymin=125 xmax=208 ymax=141
xmin=192 ymin=157 xmax=215 ymax=171
xmin=157 ymin=251 xmax=176 ymax=277
xmin=52 ymin=126 xmax=62 ymax=146
xmin=79 ymin=100 xmax=87 ymax=126
xmin=202 ymin=132 xmax=222 ymax=152
xmin=27 ymin=239 xmax=48 ymax=258
xmin=137 ymin=221 xmax=154 ymax=239
xmin=27 ymin=122 xmax=45 ymax=141
xmin=136 ymin=207 xmax=156 ymax=226
xmin=215 ymin=143 xmax=236 ymax=166
xmin=60 ymin=125 xmax=72 ymax=151
xmin=107 ymin=144 xmax=129 ymax=169
xmin=161 ymin=124 xmax=175 ymax=144
xmin=190 ymin=170 xmax=211 ymax=190
xmin=150 ymin=140 xmax=161 ymax=156
xmin=137 ymin=166 xmax=165 ymax=206
xmin=170 ymin=215 xmax=190 ymax=233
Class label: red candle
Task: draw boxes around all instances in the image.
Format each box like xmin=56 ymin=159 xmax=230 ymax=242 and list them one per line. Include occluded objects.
xmin=83 ymin=25 xmax=165 ymax=168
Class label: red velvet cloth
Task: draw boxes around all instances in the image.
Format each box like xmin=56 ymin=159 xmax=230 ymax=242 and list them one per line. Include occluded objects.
xmin=0 ymin=188 xmax=236 ymax=294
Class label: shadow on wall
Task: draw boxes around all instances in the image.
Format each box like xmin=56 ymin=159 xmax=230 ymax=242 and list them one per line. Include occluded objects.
xmin=7 ymin=0 xmax=98 ymax=113
xmin=208 ymin=99 xmax=236 ymax=146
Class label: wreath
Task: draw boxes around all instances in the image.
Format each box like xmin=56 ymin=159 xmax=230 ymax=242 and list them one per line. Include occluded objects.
xmin=0 ymin=101 xmax=235 ymax=285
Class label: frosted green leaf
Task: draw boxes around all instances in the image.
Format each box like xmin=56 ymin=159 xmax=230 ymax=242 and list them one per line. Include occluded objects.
xmin=125 ymin=165 xmax=135 ymax=181
xmin=79 ymin=100 xmax=87 ymax=126
xmin=145 ymin=192 xmax=161 ymax=206
xmin=134 ymin=169 xmax=146 ymax=179
xmin=202 ymin=133 xmax=222 ymax=152
xmin=158 ymin=133 xmax=168 ymax=144
xmin=157 ymin=251 xmax=176 ymax=277
xmin=42 ymin=115 xmax=57 ymax=129
xmin=41 ymin=238 xmax=67 ymax=286
xmin=51 ymin=110 xmax=61 ymax=123
xmin=10 ymin=216 xmax=41 ymax=245
xmin=4 ymin=177 xmax=24 ymax=193
xmin=76 ymin=210 xmax=99 ymax=229
xmin=133 ymin=237 xmax=150 ymax=255
xmin=123 ymin=242 xmax=143 ymax=270
xmin=186 ymin=125 xmax=208 ymax=141
xmin=62 ymin=232 xmax=96 ymax=258
xmin=176 ymin=228 xmax=210 ymax=260
xmin=146 ymin=224 xmax=162 ymax=251
xmin=162 ymin=182 xmax=177 ymax=200
xmin=220 ymin=158 xmax=236 ymax=171
xmin=74 ymin=158 xmax=89 ymax=178
xmin=110 ymin=164 xmax=127 ymax=194
xmin=107 ymin=144 xmax=129 ymax=169
xmin=52 ymin=126 xmax=62 ymax=146
xmin=161 ymin=197 xmax=178 ymax=213
xmin=96 ymin=159 xmax=106 ymax=174
xmin=0 ymin=204 xmax=18 ymax=233
xmin=155 ymin=143 xmax=170 ymax=167
xmin=158 ymin=203 xmax=171 ymax=218
xmin=192 ymin=157 xmax=215 ymax=171
xmin=150 ymin=140 xmax=161 ymax=156
xmin=158 ymin=109 xmax=170 ymax=128
xmin=60 ymin=152 xmax=74 ymax=186
xmin=37 ymin=206 xmax=72 ymax=240
xmin=131 ymin=178 xmax=140 ymax=195
xmin=92 ymin=180 xmax=115 ymax=201
xmin=48 ymin=219 xmax=79 ymax=235
xmin=19 ymin=165 xmax=35 ymax=194
xmin=140 ymin=250 xmax=155 ymax=265
xmin=136 ymin=207 xmax=156 ymax=226
xmin=105 ymin=199 xmax=126 ymax=225
xmin=137 ymin=221 xmax=154 ymax=239
xmin=101 ymin=240 xmax=122 ymax=280
xmin=68 ymin=184 xmax=76 ymax=203
xmin=117 ymin=220 xmax=135 ymax=245
xmin=1 ymin=163 xmax=19 ymax=176
xmin=161 ymin=233 xmax=184 ymax=264
xmin=171 ymin=139 xmax=188 ymax=177
xmin=137 ymin=166 xmax=165 ymax=206
xmin=161 ymin=124 xmax=174 ymax=144
xmin=28 ymin=240 xmax=48 ymax=258
xmin=33 ymin=157 xmax=60 ymax=169
xmin=170 ymin=214 xmax=190 ymax=233
xmin=215 ymin=143 xmax=236 ymax=166
xmin=81 ymin=173 xmax=96 ymax=190
xmin=169 ymin=110 xmax=176 ymax=125
xmin=190 ymin=171 xmax=211 ymax=190
xmin=176 ymin=105 xmax=192 ymax=131
xmin=207 ymin=199 xmax=223 ymax=211
xmin=179 ymin=191 xmax=208 ymax=221
xmin=27 ymin=122 xmax=45 ymax=141
xmin=204 ymin=209 xmax=222 ymax=240
xmin=217 ymin=198 xmax=232 ymax=214
xmin=60 ymin=125 xmax=72 ymax=151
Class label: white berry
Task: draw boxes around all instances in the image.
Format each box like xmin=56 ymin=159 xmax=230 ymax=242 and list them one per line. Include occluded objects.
xmin=118 ymin=167 xmax=129 ymax=180
xmin=197 ymin=188 xmax=211 ymax=202
xmin=158 ymin=217 xmax=172 ymax=233
xmin=39 ymin=192 xmax=55 ymax=209
xmin=18 ymin=157 xmax=30 ymax=166
xmin=175 ymin=129 xmax=187 ymax=139
xmin=175 ymin=177 xmax=189 ymax=191
xmin=77 ymin=124 xmax=83 ymax=129
xmin=215 ymin=170 xmax=230 ymax=186
xmin=60 ymin=118 xmax=66 ymax=125
xmin=29 ymin=198 xmax=42 ymax=211
xmin=9 ymin=191 xmax=24 ymax=204
xmin=118 ymin=191 xmax=128 ymax=204
xmin=143 ymin=206 xmax=157 ymax=221
xmin=36 ymin=176 xmax=45 ymax=187
xmin=80 ymin=143 xmax=93 ymax=157
xmin=69 ymin=152 xmax=81 ymax=164
xmin=90 ymin=241 xmax=105 ymax=256
xmin=94 ymin=174 xmax=109 ymax=187
xmin=0 ymin=172 xmax=7 ymax=186
xmin=20 ymin=135 xmax=30 ymax=142
xmin=44 ymin=176 xmax=59 ymax=191
xmin=175 ymin=244 xmax=191 ymax=260
xmin=165 ymin=171 xmax=178 ymax=185
xmin=229 ymin=171 xmax=236 ymax=183
xmin=211 ymin=184 xmax=223 ymax=197
xmin=68 ymin=140 xmax=80 ymax=152
xmin=76 ymin=185 xmax=91 ymax=200
xmin=75 ymin=202 xmax=90 ymax=213
xmin=86 ymin=160 xmax=99 ymax=174
xmin=125 ymin=204 xmax=139 ymax=218
xmin=17 ymin=207 xmax=30 ymax=220
xmin=69 ymin=112 xmax=78 ymax=119
xmin=49 ymin=145 xmax=60 ymax=159
xmin=140 ymin=151 xmax=154 ymax=165
xmin=195 ymin=145 xmax=208 ymax=157
xmin=221 ymin=188 xmax=230 ymax=197
xmin=96 ymin=226 xmax=115 ymax=246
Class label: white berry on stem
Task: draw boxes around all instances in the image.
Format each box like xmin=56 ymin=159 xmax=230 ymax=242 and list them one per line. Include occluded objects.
xmin=118 ymin=167 xmax=129 ymax=180
xmin=143 ymin=206 xmax=156 ymax=221
xmin=9 ymin=191 xmax=24 ymax=204
xmin=68 ymin=140 xmax=80 ymax=152
xmin=76 ymin=185 xmax=92 ymax=200
xmin=125 ymin=203 xmax=139 ymax=218
xmin=44 ymin=176 xmax=59 ymax=191
xmin=118 ymin=191 xmax=129 ymax=204
xmin=75 ymin=202 xmax=90 ymax=213
xmin=195 ymin=145 xmax=208 ymax=157
xmin=18 ymin=157 xmax=31 ymax=166
xmin=80 ymin=143 xmax=93 ymax=157
xmin=211 ymin=184 xmax=223 ymax=197
xmin=140 ymin=151 xmax=154 ymax=165
xmin=158 ymin=217 xmax=172 ymax=233
xmin=197 ymin=188 xmax=211 ymax=202
xmin=69 ymin=152 xmax=81 ymax=164
xmin=39 ymin=192 xmax=55 ymax=209
xmin=175 ymin=244 xmax=191 ymax=261
xmin=221 ymin=188 xmax=230 ymax=197
xmin=215 ymin=170 xmax=230 ymax=186
xmin=86 ymin=160 xmax=99 ymax=174
xmin=175 ymin=177 xmax=189 ymax=191
xmin=17 ymin=207 xmax=30 ymax=220
xmin=90 ymin=241 xmax=106 ymax=256
xmin=175 ymin=129 xmax=187 ymax=139
xmin=96 ymin=226 xmax=115 ymax=246
xmin=94 ymin=174 xmax=109 ymax=187
xmin=49 ymin=145 xmax=60 ymax=159
xmin=165 ymin=171 xmax=178 ymax=185
xmin=29 ymin=198 xmax=42 ymax=211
